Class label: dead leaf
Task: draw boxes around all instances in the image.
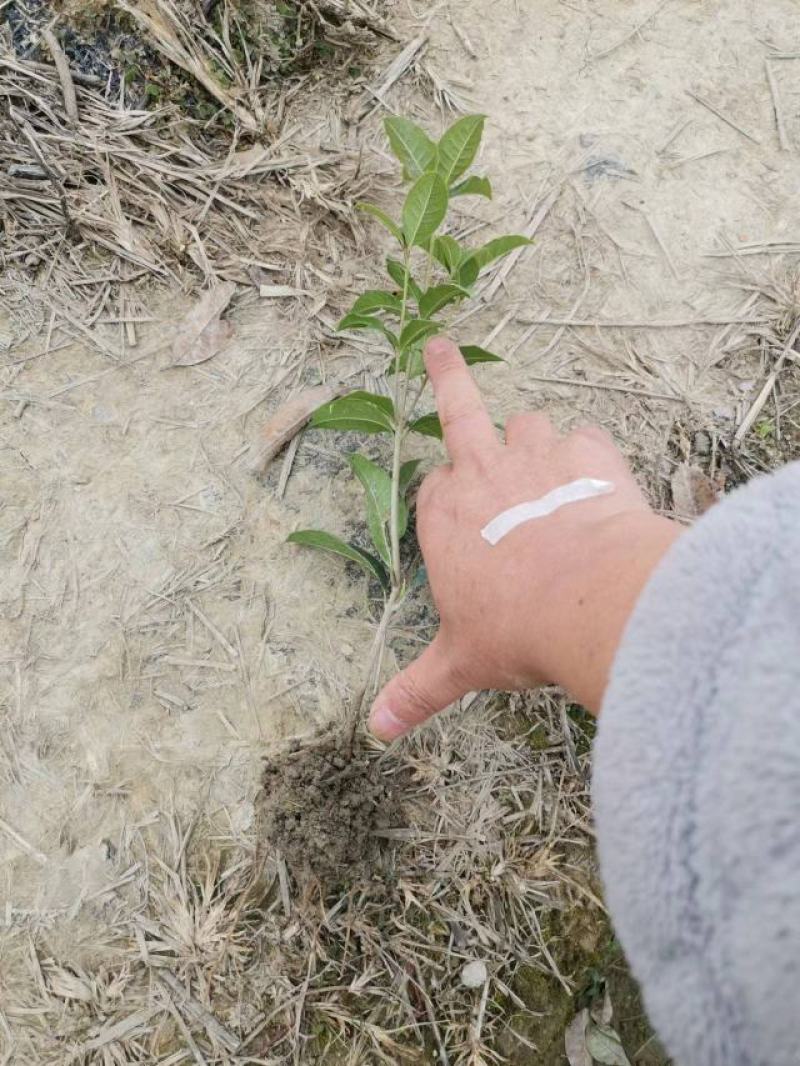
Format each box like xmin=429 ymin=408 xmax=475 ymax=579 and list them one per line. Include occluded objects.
xmin=46 ymin=964 xmax=94 ymax=1002
xmin=591 ymin=987 xmax=614 ymax=1026
xmin=565 ymin=1009 xmax=593 ymax=1066
xmin=169 ymin=282 xmax=236 ymax=367
xmin=670 ymin=462 xmax=722 ymax=519
xmin=248 ymin=384 xmax=345 ymax=476
xmin=585 ymin=1020 xmax=631 ymax=1066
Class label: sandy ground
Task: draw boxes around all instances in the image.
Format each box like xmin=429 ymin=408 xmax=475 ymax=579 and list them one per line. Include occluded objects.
xmin=2 ymin=0 xmax=800 ymax=1061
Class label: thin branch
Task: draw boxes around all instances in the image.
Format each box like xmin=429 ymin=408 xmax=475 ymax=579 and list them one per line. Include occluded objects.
xmin=765 ymin=60 xmax=792 ymax=151
xmin=40 ymin=27 xmax=79 ymax=127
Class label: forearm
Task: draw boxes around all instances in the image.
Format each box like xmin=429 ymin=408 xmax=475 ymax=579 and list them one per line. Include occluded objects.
xmin=593 ymin=460 xmax=800 ymax=1066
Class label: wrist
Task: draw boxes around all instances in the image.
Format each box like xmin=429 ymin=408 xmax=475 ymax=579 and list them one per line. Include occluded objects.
xmin=542 ymin=510 xmax=682 ymax=714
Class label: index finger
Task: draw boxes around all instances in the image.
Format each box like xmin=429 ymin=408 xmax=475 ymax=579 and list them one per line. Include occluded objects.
xmin=423 ymin=336 xmax=500 ymax=465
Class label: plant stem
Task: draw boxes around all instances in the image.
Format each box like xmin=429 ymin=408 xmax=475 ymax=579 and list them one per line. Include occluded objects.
xmin=388 ymin=249 xmax=412 ymax=590
xmin=345 ymin=584 xmax=400 ymax=753
xmin=389 ymin=245 xmax=438 ymax=588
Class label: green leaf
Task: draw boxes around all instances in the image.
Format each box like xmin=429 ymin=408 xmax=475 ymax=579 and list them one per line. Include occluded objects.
xmin=450 ymin=175 xmax=493 ymax=199
xmin=348 ymin=455 xmax=393 ymax=563
xmin=431 ymin=235 xmax=464 ymax=277
xmin=336 ymin=312 xmax=398 ymax=347
xmin=409 ymin=413 xmax=443 ymax=440
xmin=287 ymin=530 xmax=389 ymax=589
xmin=384 ymin=116 xmax=437 ymax=181
xmin=399 ymin=318 xmax=440 ymax=351
xmin=351 ymin=290 xmax=403 ymax=316
xmin=399 ymin=459 xmax=422 ymax=497
xmin=459 ymin=235 xmax=532 ymax=284
xmin=386 ymin=346 xmax=425 ymax=378
xmin=457 ymin=257 xmax=480 ymax=287
xmin=386 ymin=258 xmax=423 ymax=303
xmin=419 ymin=283 xmax=470 ymax=318
xmin=348 ymin=454 xmax=411 ymax=559
xmin=356 ymin=201 xmax=403 ymax=243
xmin=460 ymin=344 xmax=503 ymax=366
xmin=311 ymin=391 xmax=394 ymax=434
xmin=402 ymin=172 xmax=449 ymax=249
xmin=436 ymin=115 xmax=485 ymax=185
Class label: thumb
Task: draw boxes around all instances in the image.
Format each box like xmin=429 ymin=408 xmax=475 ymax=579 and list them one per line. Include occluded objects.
xmin=368 ymin=637 xmax=467 ymax=741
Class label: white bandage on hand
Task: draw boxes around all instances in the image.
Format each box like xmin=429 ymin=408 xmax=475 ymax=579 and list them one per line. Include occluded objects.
xmin=480 ymin=478 xmax=615 ymax=546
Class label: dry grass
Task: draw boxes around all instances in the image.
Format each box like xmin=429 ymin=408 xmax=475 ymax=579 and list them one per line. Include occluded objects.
xmin=0 ymin=695 xmax=598 ymax=1065
xmin=0 ymin=0 xmax=390 ymax=343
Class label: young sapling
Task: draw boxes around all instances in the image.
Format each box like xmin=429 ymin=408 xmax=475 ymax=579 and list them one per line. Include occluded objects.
xmin=288 ymin=114 xmax=531 ymax=731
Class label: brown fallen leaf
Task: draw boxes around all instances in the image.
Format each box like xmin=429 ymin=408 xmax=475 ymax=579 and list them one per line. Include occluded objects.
xmin=670 ymin=462 xmax=723 ymax=520
xmin=249 ymin=384 xmax=345 ymax=477
xmin=565 ymin=1009 xmax=593 ymax=1066
xmin=585 ymin=1020 xmax=631 ymax=1066
xmin=169 ymin=282 xmax=236 ymax=367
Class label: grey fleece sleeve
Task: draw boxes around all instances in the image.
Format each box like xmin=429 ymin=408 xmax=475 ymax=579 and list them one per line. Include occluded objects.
xmin=593 ymin=460 xmax=800 ymax=1066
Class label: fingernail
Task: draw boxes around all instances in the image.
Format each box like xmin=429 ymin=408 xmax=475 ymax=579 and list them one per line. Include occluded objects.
xmin=425 ymin=335 xmax=452 ymax=358
xmin=368 ymin=699 xmax=406 ymax=741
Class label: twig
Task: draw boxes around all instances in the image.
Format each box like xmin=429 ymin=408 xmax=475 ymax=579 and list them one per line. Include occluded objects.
xmin=360 ymin=35 xmax=428 ymax=117
xmin=516 ymin=316 xmax=768 ymax=328
xmin=277 ymin=433 xmax=302 ymax=499
xmin=641 ymin=210 xmax=679 ymax=279
xmin=9 ymin=107 xmax=72 ymax=234
xmin=161 ymin=991 xmax=208 ymax=1066
xmin=77 ymin=1009 xmax=159 ymax=1055
xmin=686 ymin=90 xmax=762 ymax=145
xmin=40 ymin=28 xmax=79 ymax=127
xmin=2 ymin=340 xmax=72 ymax=367
xmin=0 ymin=816 xmax=47 ymax=865
xmin=157 ymin=972 xmax=239 ymax=1053
xmin=663 ymin=148 xmax=731 ymax=171
xmin=656 ymin=116 xmax=691 ymax=154
xmin=734 ymin=318 xmax=800 ymax=445
xmin=447 ymin=6 xmax=477 ymax=58
xmin=589 ymin=0 xmax=671 ymax=61
xmin=521 ymin=374 xmax=684 ymax=402
xmin=765 ymin=60 xmax=792 ymax=151
xmin=412 ymin=963 xmax=450 ymax=1066
xmin=702 ymin=242 xmax=800 ymax=258
xmin=293 ymin=951 xmax=316 ymax=1066
xmin=186 ymin=600 xmax=237 ymax=659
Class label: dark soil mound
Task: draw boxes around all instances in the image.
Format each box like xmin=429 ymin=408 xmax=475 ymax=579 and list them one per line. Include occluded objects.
xmin=262 ymin=733 xmax=401 ymax=891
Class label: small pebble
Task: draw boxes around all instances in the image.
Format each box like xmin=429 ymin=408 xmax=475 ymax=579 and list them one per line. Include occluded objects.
xmin=460 ymin=960 xmax=488 ymax=989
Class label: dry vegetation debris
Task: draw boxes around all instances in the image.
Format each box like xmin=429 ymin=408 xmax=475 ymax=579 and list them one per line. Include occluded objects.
xmin=1 ymin=699 xmax=601 ymax=1064
xmin=3 ymin=3 xmax=800 ymax=1064
xmin=0 ymin=0 xmax=389 ymax=342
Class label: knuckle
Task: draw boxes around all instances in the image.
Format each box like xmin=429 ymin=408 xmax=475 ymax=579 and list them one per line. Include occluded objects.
xmin=397 ymin=671 xmax=440 ymax=717
xmin=568 ymin=423 xmax=612 ymax=448
xmin=440 ymin=401 xmax=481 ymax=432
xmin=436 ymin=352 xmax=467 ymax=377
xmin=417 ymin=467 xmax=449 ymax=509
xmin=508 ymin=411 xmax=553 ymax=434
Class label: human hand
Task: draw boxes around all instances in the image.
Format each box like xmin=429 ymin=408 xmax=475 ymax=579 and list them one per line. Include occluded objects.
xmin=368 ymin=337 xmax=682 ymax=741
